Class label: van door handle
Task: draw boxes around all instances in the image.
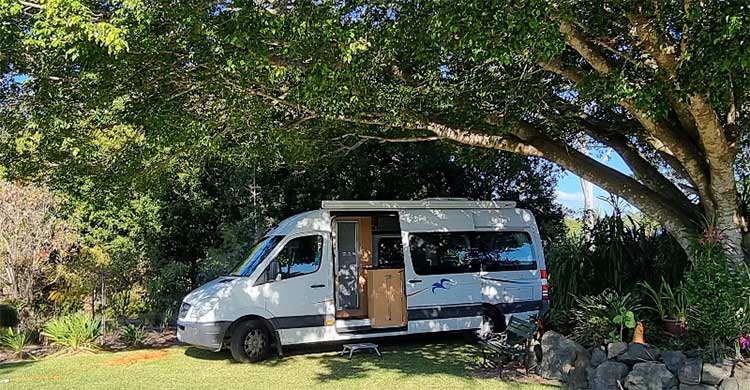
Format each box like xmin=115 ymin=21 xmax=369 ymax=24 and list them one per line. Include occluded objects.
xmin=310 ymin=284 xmax=326 ymax=288
xmin=408 ymin=279 xmax=422 ymax=284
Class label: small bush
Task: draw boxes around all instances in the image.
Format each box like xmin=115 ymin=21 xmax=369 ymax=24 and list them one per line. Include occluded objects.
xmin=41 ymin=312 xmax=101 ymax=352
xmin=0 ymin=328 xmax=32 ymax=358
xmin=0 ymin=304 xmax=19 ymax=328
xmin=683 ymin=234 xmax=750 ymax=360
xmin=120 ymin=324 xmax=146 ymax=347
xmin=570 ymin=289 xmax=643 ymax=347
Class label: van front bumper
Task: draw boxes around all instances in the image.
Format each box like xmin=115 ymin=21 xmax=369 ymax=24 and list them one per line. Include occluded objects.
xmin=176 ymin=320 xmax=231 ymax=352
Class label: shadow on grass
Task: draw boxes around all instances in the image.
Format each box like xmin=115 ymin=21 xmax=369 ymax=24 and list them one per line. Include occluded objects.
xmin=182 ymin=333 xmax=557 ymax=387
xmin=184 ymin=347 xmax=234 ymax=361
xmin=0 ymin=359 xmax=36 ymax=376
xmin=308 ymin=335 xmax=482 ymax=383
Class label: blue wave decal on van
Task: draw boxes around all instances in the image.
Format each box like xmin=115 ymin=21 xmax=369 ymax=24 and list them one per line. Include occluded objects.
xmin=431 ymin=278 xmax=457 ymax=293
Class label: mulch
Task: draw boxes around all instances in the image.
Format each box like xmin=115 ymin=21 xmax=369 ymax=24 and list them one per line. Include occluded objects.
xmin=0 ymin=327 xmax=179 ymax=364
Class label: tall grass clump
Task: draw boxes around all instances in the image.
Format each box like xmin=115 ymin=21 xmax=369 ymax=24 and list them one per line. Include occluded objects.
xmin=42 ymin=312 xmax=101 ymax=353
xmin=120 ymin=323 xmax=147 ymax=347
xmin=0 ymin=328 xmax=33 ymax=359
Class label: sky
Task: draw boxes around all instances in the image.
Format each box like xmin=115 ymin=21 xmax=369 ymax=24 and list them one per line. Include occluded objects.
xmin=553 ymin=151 xmax=634 ymax=216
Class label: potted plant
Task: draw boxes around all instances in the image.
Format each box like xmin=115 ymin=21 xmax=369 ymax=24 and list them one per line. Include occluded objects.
xmin=641 ymin=278 xmax=688 ymax=337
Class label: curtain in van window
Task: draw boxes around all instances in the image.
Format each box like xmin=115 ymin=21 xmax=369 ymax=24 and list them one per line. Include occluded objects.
xmin=409 ymin=232 xmax=536 ymax=275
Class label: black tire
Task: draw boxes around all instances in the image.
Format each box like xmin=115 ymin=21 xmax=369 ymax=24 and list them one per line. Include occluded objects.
xmin=477 ymin=309 xmax=504 ymax=340
xmin=230 ymin=319 xmax=271 ymax=363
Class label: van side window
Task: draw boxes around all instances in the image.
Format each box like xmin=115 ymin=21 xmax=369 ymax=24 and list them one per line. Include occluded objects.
xmin=409 ymin=232 xmax=536 ymax=275
xmin=375 ymin=237 xmax=404 ymax=267
xmin=409 ymin=233 xmax=479 ymax=275
xmin=274 ymin=235 xmax=324 ymax=280
xmin=480 ymin=232 xmax=536 ymax=272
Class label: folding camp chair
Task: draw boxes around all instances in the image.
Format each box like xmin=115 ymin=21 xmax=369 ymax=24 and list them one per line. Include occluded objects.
xmin=478 ymin=316 xmax=537 ymax=372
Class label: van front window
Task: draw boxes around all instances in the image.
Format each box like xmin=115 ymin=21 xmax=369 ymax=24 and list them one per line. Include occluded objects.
xmin=230 ymin=236 xmax=284 ymax=276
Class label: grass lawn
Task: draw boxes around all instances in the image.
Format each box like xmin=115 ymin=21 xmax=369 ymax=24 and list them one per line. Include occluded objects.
xmin=0 ymin=337 xmax=559 ymax=389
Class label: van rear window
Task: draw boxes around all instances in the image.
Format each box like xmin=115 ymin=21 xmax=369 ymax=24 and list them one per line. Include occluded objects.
xmin=408 ymin=231 xmax=536 ymax=275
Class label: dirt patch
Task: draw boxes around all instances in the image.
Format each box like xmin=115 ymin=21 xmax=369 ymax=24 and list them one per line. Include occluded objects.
xmin=103 ymin=327 xmax=178 ymax=351
xmin=105 ymin=350 xmax=170 ymax=366
xmin=0 ymin=345 xmax=53 ymax=363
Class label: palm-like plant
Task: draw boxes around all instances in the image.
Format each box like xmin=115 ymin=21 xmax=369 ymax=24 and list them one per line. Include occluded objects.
xmin=120 ymin=324 xmax=146 ymax=347
xmin=0 ymin=328 xmax=33 ymax=359
xmin=42 ymin=312 xmax=101 ymax=353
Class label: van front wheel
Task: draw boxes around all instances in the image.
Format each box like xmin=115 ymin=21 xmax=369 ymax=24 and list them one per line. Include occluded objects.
xmin=230 ymin=320 xmax=270 ymax=363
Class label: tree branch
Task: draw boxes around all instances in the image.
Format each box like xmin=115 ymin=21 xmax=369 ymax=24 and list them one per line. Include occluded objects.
xmin=328 ymin=113 xmax=694 ymax=238
xmin=17 ymin=0 xmax=43 ymax=9
xmin=540 ymin=52 xmax=712 ymax=204
xmin=579 ymin=117 xmax=699 ymax=218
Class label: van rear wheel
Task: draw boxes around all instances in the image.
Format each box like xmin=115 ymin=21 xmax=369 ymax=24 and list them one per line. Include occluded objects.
xmin=230 ymin=320 xmax=270 ymax=363
xmin=477 ymin=309 xmax=504 ymax=340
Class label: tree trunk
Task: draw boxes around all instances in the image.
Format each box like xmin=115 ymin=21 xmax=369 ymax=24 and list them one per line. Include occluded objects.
xmin=579 ymin=137 xmax=596 ymax=230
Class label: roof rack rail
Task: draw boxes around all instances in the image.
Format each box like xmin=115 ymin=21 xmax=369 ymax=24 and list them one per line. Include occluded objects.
xmin=321 ymin=199 xmax=517 ymax=210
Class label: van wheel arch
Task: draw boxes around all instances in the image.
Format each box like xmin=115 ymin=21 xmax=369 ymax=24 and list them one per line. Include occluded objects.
xmin=481 ymin=304 xmax=507 ymax=333
xmin=226 ymin=315 xmax=282 ymax=357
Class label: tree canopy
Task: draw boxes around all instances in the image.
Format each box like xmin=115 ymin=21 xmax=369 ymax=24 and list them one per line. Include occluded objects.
xmin=1 ymin=0 xmax=748 ymax=261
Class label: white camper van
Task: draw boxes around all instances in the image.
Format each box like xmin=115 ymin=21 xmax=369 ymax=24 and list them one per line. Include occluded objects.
xmin=176 ymin=199 xmax=549 ymax=362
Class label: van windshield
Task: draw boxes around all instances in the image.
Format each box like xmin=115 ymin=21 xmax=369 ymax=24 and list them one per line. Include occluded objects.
xmin=229 ymin=236 xmax=284 ymax=276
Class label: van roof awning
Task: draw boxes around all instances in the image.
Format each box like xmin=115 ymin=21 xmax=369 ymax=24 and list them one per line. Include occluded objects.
xmin=321 ymin=199 xmax=517 ymax=210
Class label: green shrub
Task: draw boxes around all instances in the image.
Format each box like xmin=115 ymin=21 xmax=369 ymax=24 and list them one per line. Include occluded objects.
xmin=641 ymin=277 xmax=689 ymax=321
xmin=683 ymin=235 xmax=750 ymax=360
xmin=0 ymin=304 xmax=19 ymax=328
xmin=41 ymin=312 xmax=101 ymax=352
xmin=120 ymin=324 xmax=146 ymax=347
xmin=546 ymin=213 xmax=688 ymax=317
xmin=570 ymin=290 xmax=643 ymax=347
xmin=0 ymin=328 xmax=33 ymax=358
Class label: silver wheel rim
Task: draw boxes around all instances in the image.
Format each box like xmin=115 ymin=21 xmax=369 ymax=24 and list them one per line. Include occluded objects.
xmin=479 ymin=316 xmax=494 ymax=339
xmin=243 ymin=329 xmax=267 ymax=358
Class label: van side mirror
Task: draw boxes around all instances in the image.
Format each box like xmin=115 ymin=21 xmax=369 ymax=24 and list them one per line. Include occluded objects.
xmin=269 ymin=260 xmax=281 ymax=282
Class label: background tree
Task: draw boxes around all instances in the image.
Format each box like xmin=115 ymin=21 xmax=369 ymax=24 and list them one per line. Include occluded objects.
xmin=1 ymin=0 xmax=747 ymax=265
xmin=0 ymin=181 xmax=75 ymax=323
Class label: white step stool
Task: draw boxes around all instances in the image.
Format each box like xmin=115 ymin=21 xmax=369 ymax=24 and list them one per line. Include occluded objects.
xmin=340 ymin=343 xmax=381 ymax=359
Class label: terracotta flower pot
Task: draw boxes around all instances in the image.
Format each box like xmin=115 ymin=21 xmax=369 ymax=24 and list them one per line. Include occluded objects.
xmin=663 ymin=317 xmax=687 ymax=337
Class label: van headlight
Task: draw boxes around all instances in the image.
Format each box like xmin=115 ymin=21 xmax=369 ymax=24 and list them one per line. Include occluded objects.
xmin=186 ymin=297 xmax=219 ymax=319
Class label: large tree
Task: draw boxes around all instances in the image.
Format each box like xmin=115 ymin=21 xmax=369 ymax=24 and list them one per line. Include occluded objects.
xmin=1 ymin=1 xmax=748 ymax=263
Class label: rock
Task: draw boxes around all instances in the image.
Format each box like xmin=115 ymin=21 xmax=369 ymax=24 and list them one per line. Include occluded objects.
xmin=591 ymin=347 xmax=607 ymax=367
xmin=679 ymin=358 xmax=703 ymax=385
xmin=702 ymin=362 xmax=732 ymax=385
xmin=592 ymin=361 xmax=629 ymax=390
xmin=609 ymin=341 xmax=628 ymax=359
xmin=618 ymin=343 xmax=662 ymax=365
xmin=587 ymin=365 xmax=597 ymax=388
xmin=662 ymin=351 xmax=688 ymax=375
xmin=624 ymin=361 xmax=678 ymax=390
xmin=539 ymin=331 xmax=591 ymax=388
xmin=718 ymin=378 xmax=750 ymax=390
xmin=679 ymin=385 xmax=715 ymax=390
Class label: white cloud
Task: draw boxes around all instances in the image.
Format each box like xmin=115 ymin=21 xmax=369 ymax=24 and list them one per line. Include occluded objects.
xmin=555 ymin=190 xmax=585 ymax=202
